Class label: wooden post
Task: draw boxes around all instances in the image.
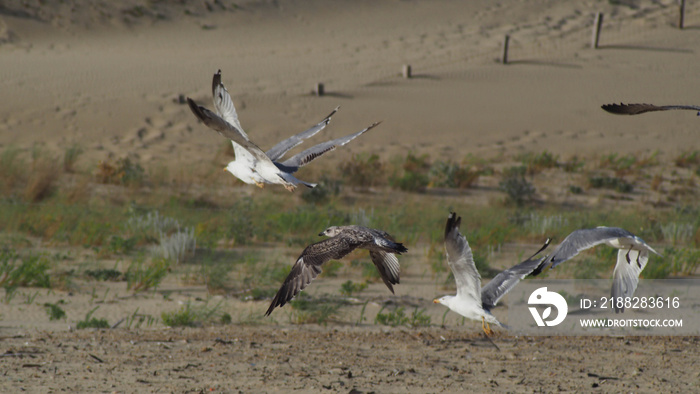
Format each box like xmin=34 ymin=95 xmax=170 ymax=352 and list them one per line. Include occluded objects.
xmin=502 ymin=35 xmax=510 ymax=64
xmin=314 ymin=83 xmax=324 ymax=96
xmin=402 ymin=64 xmax=412 ymax=78
xmin=679 ymin=0 xmax=686 ymax=29
xmin=592 ymin=12 xmax=604 ymax=49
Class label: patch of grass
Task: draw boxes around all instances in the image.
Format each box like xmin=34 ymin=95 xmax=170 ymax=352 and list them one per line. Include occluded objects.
xmin=125 ymin=256 xmax=170 ymax=292
xmin=63 ymin=144 xmax=83 ymax=173
xmin=44 ymin=300 xmax=66 ymax=320
xmin=0 ymin=147 xmax=26 ymax=196
xmin=300 ymin=176 xmax=341 ymax=205
xmin=339 ymin=280 xmax=367 ymax=296
xmin=518 ymin=150 xmax=559 ymax=175
xmin=375 ymin=306 xmax=409 ymax=327
xmin=562 ymin=156 xmax=585 ymax=173
xmin=320 ymin=260 xmax=343 ymax=278
xmin=599 ymin=151 xmax=658 ymax=175
xmin=123 ymin=308 xmax=158 ymax=329
xmin=588 ymin=176 xmax=634 ymax=193
xmin=161 ymin=299 xmax=228 ymax=327
xmin=657 ymin=247 xmax=700 ymax=277
xmin=390 ymin=153 xmax=430 ymax=192
xmin=352 ymin=260 xmax=382 ymax=283
xmin=84 ymin=268 xmax=123 ymax=281
xmin=0 ymin=250 xmax=52 ymax=289
xmin=289 ymin=295 xmax=342 ymax=325
xmin=24 ymin=156 xmax=60 ymax=202
xmin=76 ymin=307 xmax=110 ymax=329
xmin=674 ymin=150 xmax=700 ymax=168
xmin=499 ymin=166 xmax=535 ymax=206
xmin=103 ymin=235 xmax=137 ymax=256
xmin=96 ymin=157 xmax=145 ymax=186
xmin=339 ymin=153 xmax=386 ymax=187
xmin=428 ymin=161 xmax=480 ymax=189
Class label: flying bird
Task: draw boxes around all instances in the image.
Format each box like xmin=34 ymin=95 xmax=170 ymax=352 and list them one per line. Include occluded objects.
xmin=188 ymin=70 xmax=380 ymax=191
xmin=433 ymin=212 xmax=551 ymax=335
xmin=265 ymin=225 xmax=407 ymax=316
xmin=531 ymin=227 xmax=662 ymax=312
xmin=602 ymin=103 xmax=700 ymax=116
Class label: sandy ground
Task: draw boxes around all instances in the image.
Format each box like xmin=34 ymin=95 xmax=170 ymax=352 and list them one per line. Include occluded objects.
xmin=2 ymin=0 xmax=700 ymax=392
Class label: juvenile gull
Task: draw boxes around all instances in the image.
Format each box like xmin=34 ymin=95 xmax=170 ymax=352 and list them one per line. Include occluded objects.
xmin=433 ymin=212 xmax=550 ymax=335
xmin=602 ymin=103 xmax=700 ymax=116
xmin=532 ymin=227 xmax=662 ymax=312
xmin=188 ymin=70 xmax=380 ymax=191
xmin=265 ymin=225 xmax=407 ymax=316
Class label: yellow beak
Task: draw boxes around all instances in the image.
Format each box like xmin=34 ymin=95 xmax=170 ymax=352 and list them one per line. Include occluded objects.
xmin=433 ymin=299 xmax=440 ymax=304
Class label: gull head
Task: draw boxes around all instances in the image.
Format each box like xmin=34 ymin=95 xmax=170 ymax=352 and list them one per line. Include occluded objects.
xmin=433 ymin=295 xmax=454 ymax=307
xmin=319 ymin=226 xmax=343 ymax=237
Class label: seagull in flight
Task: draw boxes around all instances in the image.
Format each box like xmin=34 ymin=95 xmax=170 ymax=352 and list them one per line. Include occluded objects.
xmin=433 ymin=212 xmax=551 ymax=335
xmin=602 ymin=103 xmax=700 ymax=116
xmin=188 ymin=70 xmax=380 ymax=191
xmin=265 ymin=225 xmax=407 ymax=316
xmin=531 ymin=227 xmax=662 ymax=312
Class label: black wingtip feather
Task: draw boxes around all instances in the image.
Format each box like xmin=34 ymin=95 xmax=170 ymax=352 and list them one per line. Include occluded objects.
xmin=445 ymin=212 xmax=462 ymax=240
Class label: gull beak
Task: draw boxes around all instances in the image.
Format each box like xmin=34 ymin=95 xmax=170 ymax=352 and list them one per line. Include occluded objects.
xmin=222 ymin=167 xmax=227 ymax=172
xmin=318 ymin=232 xmax=325 ymax=236
xmin=433 ymin=299 xmax=440 ymax=304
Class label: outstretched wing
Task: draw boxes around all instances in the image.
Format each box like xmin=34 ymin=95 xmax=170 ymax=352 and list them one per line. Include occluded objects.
xmin=211 ymin=70 xmax=247 ymax=139
xmin=266 ymin=107 xmax=339 ymax=161
xmin=602 ymin=103 xmax=700 ymax=115
xmin=611 ymin=249 xmax=648 ymax=313
xmin=279 ymin=121 xmax=381 ymax=172
xmin=539 ymin=227 xmax=635 ymax=271
xmin=368 ymin=251 xmax=400 ymax=294
xmin=444 ymin=212 xmax=482 ymax=305
xmin=481 ymin=239 xmax=550 ymax=310
xmin=187 ymin=98 xmax=271 ymax=165
xmin=265 ymin=234 xmax=361 ymax=315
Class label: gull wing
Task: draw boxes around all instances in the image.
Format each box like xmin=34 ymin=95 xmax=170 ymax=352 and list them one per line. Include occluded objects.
xmin=211 ymin=70 xmax=248 ymax=139
xmin=444 ymin=212 xmax=482 ymax=305
xmin=540 ymin=227 xmax=635 ymax=271
xmin=368 ymin=251 xmax=400 ymax=294
xmin=602 ymin=103 xmax=700 ymax=115
xmin=266 ymin=106 xmax=339 ymax=161
xmin=187 ymin=98 xmax=271 ymax=165
xmin=481 ymin=239 xmax=551 ymax=311
xmin=265 ymin=233 xmax=362 ymax=315
xmin=279 ymin=121 xmax=381 ymax=172
xmin=611 ymin=249 xmax=648 ymax=313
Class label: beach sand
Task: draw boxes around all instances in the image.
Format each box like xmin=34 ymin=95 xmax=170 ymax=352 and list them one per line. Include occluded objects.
xmin=1 ymin=1 xmax=699 ymax=391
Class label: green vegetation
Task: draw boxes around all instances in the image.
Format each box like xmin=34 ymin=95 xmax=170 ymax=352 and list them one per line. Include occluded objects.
xmin=588 ymin=175 xmax=634 ymax=193
xmin=161 ymin=299 xmax=229 ymax=327
xmin=76 ymin=307 xmax=110 ymax=329
xmin=289 ymin=295 xmax=343 ymax=325
xmin=44 ymin=300 xmax=66 ymax=320
xmin=0 ymin=250 xmax=52 ymax=289
xmin=339 ymin=280 xmax=368 ymax=296
xmin=375 ymin=306 xmax=431 ymax=327
xmin=499 ymin=166 xmax=536 ymax=206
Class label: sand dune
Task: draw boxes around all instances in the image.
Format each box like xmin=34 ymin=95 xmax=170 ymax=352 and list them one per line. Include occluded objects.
xmin=1 ymin=0 xmax=699 ymax=171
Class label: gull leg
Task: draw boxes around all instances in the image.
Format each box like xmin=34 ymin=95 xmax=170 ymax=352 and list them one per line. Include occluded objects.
xmin=481 ymin=316 xmax=494 ymax=336
xmin=254 ymin=181 xmax=265 ymax=189
xmin=625 ymin=249 xmax=631 ymax=264
xmin=284 ymin=184 xmax=296 ymax=192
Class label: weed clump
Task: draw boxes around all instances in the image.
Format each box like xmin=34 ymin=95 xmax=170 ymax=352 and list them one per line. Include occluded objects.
xmin=499 ymin=166 xmax=536 ymax=206
xmin=161 ymin=299 xmax=228 ymax=327
xmin=76 ymin=307 xmax=110 ymax=329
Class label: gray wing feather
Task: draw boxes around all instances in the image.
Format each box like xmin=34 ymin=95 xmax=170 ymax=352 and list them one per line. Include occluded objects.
xmin=266 ymin=106 xmax=339 ymax=161
xmin=602 ymin=103 xmax=700 ymax=115
xmin=368 ymin=251 xmax=400 ymax=294
xmin=444 ymin=213 xmax=482 ymax=305
xmin=187 ymin=98 xmax=271 ymax=165
xmin=211 ymin=70 xmax=248 ymax=139
xmin=611 ymin=249 xmax=648 ymax=313
xmin=481 ymin=239 xmax=550 ymax=310
xmin=546 ymin=227 xmax=634 ymax=269
xmin=279 ymin=121 xmax=381 ymax=171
